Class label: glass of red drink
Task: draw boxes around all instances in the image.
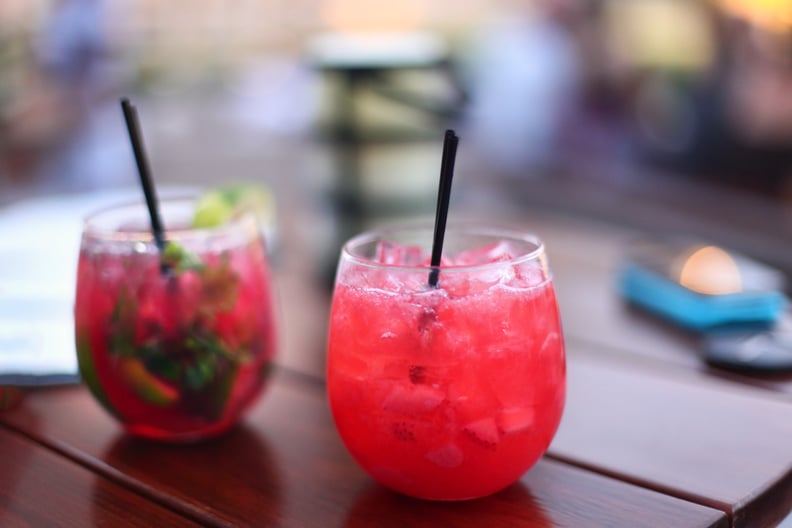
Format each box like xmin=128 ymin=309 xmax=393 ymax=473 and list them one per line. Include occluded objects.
xmin=327 ymin=224 xmax=566 ymax=500
xmin=74 ymin=197 xmax=277 ymax=442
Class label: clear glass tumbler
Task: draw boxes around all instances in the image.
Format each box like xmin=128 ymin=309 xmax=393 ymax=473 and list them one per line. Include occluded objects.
xmin=74 ymin=198 xmax=277 ymax=441
xmin=327 ymin=224 xmax=566 ymax=500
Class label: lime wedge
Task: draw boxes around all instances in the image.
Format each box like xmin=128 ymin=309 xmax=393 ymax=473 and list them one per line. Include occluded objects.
xmin=192 ymin=192 xmax=233 ymax=229
xmin=192 ymin=184 xmax=275 ymax=229
xmin=120 ymin=357 xmax=179 ymax=407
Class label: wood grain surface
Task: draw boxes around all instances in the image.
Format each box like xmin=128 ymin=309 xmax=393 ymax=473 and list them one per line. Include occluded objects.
xmin=0 ymin=427 xmax=200 ymax=527
xmin=551 ymin=354 xmax=792 ymax=527
xmin=0 ymin=374 xmax=727 ymax=528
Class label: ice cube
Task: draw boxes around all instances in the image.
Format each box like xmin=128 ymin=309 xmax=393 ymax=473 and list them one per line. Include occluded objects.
xmin=425 ymin=443 xmax=464 ymax=468
xmin=403 ymin=245 xmax=430 ymax=266
xmin=454 ymin=241 xmax=516 ymax=266
xmin=442 ymin=265 xmax=515 ymax=297
xmin=337 ymin=354 xmax=370 ymax=380
xmin=375 ymin=240 xmax=399 ymax=264
xmin=540 ymin=332 xmax=562 ymax=357
xmin=497 ymin=407 xmax=535 ymax=435
xmin=382 ymin=383 xmax=444 ymax=414
xmin=447 ymin=367 xmax=502 ymax=416
xmin=375 ymin=240 xmax=427 ymax=266
xmin=418 ymin=255 xmax=454 ymax=268
xmin=417 ymin=306 xmax=438 ymax=334
xmin=365 ymin=269 xmax=406 ymax=292
xmin=462 ymin=417 xmax=499 ymax=449
xmin=410 ymin=286 xmax=448 ymax=306
xmin=512 ymin=261 xmax=549 ymax=289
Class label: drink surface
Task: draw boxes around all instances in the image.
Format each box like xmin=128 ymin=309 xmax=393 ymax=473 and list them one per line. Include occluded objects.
xmin=327 ymin=239 xmax=566 ymax=500
xmin=75 ymin=234 xmax=276 ymax=441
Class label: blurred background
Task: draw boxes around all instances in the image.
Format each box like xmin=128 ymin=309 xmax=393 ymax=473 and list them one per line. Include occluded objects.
xmin=1 ymin=0 xmax=792 ymax=260
xmin=2 ymin=0 xmax=792 ymax=390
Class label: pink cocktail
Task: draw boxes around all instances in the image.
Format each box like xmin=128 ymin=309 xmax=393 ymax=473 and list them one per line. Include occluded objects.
xmin=327 ymin=225 xmax=565 ymax=500
xmin=74 ymin=198 xmax=277 ymax=441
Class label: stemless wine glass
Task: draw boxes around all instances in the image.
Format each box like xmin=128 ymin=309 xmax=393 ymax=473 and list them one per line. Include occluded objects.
xmin=327 ymin=224 xmax=566 ymax=500
xmin=74 ymin=197 xmax=277 ymax=442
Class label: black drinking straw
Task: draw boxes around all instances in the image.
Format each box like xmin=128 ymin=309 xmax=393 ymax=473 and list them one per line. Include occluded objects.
xmin=120 ymin=98 xmax=167 ymax=253
xmin=428 ymin=129 xmax=459 ymax=288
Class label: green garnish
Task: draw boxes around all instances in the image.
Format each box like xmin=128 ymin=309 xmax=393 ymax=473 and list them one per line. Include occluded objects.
xmin=107 ymin=289 xmax=136 ymax=357
xmin=105 ymin=250 xmax=248 ymax=417
xmin=162 ymin=241 xmax=204 ymax=273
xmin=191 ymin=183 xmax=274 ymax=229
xmin=76 ymin=334 xmax=115 ymax=413
xmin=120 ymin=357 xmax=179 ymax=406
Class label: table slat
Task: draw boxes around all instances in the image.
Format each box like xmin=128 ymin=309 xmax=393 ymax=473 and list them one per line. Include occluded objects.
xmin=0 ymin=376 xmax=726 ymax=528
xmin=0 ymin=427 xmax=201 ymax=527
xmin=551 ymin=354 xmax=792 ymax=527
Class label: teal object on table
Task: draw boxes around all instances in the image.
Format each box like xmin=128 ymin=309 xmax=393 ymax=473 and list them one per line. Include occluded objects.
xmin=618 ymin=263 xmax=787 ymax=331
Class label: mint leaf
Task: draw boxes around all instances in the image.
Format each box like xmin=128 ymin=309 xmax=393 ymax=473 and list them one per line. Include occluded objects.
xmin=102 ymin=243 xmax=247 ymax=419
xmin=139 ymin=346 xmax=181 ymax=382
xmin=108 ymin=288 xmax=137 ymax=357
xmin=184 ymin=356 xmax=216 ymax=390
xmin=162 ymin=241 xmax=204 ymax=273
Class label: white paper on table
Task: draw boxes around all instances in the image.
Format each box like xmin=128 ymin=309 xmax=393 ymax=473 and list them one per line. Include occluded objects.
xmin=0 ymin=186 xmax=198 ymax=385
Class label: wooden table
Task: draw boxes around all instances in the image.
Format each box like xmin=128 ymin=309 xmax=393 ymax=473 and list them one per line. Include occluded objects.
xmin=3 ymin=167 xmax=792 ymax=527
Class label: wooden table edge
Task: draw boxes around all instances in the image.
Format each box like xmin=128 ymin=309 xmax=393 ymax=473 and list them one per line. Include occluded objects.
xmin=0 ymin=420 xmax=230 ymax=527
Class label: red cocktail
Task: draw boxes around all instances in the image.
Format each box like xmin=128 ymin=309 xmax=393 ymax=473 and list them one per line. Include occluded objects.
xmin=75 ymin=198 xmax=277 ymax=441
xmin=327 ymin=225 xmax=565 ymax=500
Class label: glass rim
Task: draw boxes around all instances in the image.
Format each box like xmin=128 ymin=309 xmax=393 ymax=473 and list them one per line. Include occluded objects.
xmin=341 ymin=222 xmax=546 ymax=274
xmin=81 ymin=195 xmax=257 ymax=243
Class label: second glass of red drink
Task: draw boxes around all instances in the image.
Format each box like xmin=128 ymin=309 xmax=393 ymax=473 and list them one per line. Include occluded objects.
xmin=327 ymin=224 xmax=566 ymax=500
xmin=74 ymin=197 xmax=277 ymax=442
